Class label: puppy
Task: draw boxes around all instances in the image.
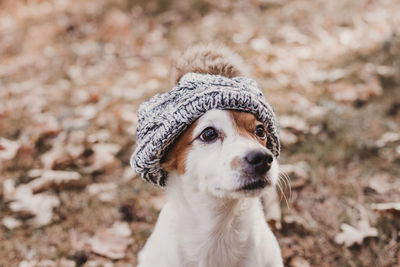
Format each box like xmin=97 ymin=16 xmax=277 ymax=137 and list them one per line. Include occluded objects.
xmin=132 ymin=44 xmax=283 ymax=267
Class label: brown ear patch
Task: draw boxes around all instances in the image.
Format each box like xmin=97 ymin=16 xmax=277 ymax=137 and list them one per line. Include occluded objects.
xmin=161 ymin=121 xmax=198 ymax=175
xmin=229 ymin=110 xmax=267 ymax=147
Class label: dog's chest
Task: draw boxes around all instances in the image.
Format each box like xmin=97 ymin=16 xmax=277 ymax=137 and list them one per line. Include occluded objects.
xmin=181 ymin=212 xmax=250 ymax=267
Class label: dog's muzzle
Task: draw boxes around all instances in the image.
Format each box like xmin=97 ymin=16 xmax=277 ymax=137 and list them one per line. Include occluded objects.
xmin=244 ymin=150 xmax=273 ymax=176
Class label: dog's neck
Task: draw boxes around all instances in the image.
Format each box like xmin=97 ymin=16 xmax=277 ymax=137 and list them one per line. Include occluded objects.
xmin=166 ymin=173 xmax=263 ymax=267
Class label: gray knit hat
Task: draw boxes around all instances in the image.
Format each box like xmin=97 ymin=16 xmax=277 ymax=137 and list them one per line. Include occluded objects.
xmin=131 ymin=72 xmax=280 ymax=187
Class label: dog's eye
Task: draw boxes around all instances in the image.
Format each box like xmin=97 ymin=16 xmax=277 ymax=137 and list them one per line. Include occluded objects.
xmin=255 ymin=125 xmax=266 ymax=139
xmin=199 ymin=127 xmax=219 ymax=143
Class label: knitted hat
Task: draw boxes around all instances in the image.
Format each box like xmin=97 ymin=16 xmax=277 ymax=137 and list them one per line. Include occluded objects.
xmin=130 ymin=72 xmax=280 ymax=187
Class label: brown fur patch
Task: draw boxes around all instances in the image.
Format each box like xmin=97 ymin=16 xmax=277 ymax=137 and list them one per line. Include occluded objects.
xmin=229 ymin=111 xmax=267 ymax=146
xmin=173 ymin=43 xmax=247 ymax=84
xmin=161 ymin=121 xmax=198 ymax=175
xmin=230 ymin=156 xmax=242 ymax=170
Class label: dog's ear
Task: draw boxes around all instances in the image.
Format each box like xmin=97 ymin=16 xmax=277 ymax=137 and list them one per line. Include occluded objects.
xmin=172 ymin=43 xmax=248 ymax=84
xmin=161 ymin=121 xmax=198 ymax=175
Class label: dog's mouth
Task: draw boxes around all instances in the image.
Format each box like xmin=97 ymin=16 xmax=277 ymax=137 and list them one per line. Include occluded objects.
xmin=238 ymin=178 xmax=270 ymax=191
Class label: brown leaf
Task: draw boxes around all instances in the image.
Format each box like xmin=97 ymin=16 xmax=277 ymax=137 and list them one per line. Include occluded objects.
xmin=89 ymin=222 xmax=133 ymax=260
xmin=334 ymin=219 xmax=378 ymax=247
xmin=8 ymin=185 xmax=60 ymax=227
xmin=0 ymin=138 xmax=20 ymax=161
xmin=289 ymin=256 xmax=310 ymax=267
xmin=280 ymin=129 xmax=299 ymax=147
xmin=27 ymin=169 xmax=82 ymax=193
xmin=366 ymin=174 xmax=391 ymax=194
xmin=87 ymin=183 xmax=117 ymax=202
xmin=376 ymin=132 xmax=400 ymax=147
xmin=2 ymin=216 xmax=22 ymax=230
xmin=90 ymin=143 xmax=121 ymax=171
xmin=371 ymin=202 xmax=400 ymax=215
xmin=280 ymin=162 xmax=309 ymax=189
xmin=279 ymin=115 xmax=309 ymax=134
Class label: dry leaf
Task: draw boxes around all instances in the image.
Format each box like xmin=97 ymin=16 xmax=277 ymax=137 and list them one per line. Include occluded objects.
xmin=330 ymin=82 xmax=358 ymax=103
xmin=289 ymin=256 xmax=310 ymax=267
xmin=280 ymin=129 xmax=299 ymax=146
xmin=329 ymin=78 xmax=383 ymax=104
xmin=19 ymin=260 xmax=58 ymax=267
xmin=250 ymin=37 xmax=270 ymax=52
xmin=2 ymin=216 xmax=22 ymax=230
xmin=27 ymin=169 xmax=82 ymax=193
xmin=366 ymin=174 xmax=391 ymax=194
xmin=122 ymin=167 xmax=136 ymax=182
xmin=371 ymin=202 xmax=400 ymax=214
xmin=89 ymin=222 xmax=133 ymax=260
xmin=6 ymin=181 xmax=60 ymax=227
xmin=334 ymin=219 xmax=378 ymax=247
xmin=279 ymin=115 xmax=309 ymax=134
xmin=150 ymin=195 xmax=167 ymax=211
xmin=85 ymin=260 xmax=114 ymax=267
xmin=87 ymin=183 xmax=117 ymax=202
xmin=280 ymin=162 xmax=309 ymax=189
xmin=3 ymin=178 xmax=17 ymax=201
xmin=91 ymin=143 xmax=121 ymax=170
xmin=376 ymin=132 xmax=400 ymax=147
xmin=19 ymin=261 xmax=37 ymax=267
xmin=0 ymin=138 xmax=21 ymax=164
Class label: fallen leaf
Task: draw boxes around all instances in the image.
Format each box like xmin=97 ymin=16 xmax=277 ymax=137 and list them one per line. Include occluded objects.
xmin=19 ymin=260 xmax=58 ymax=267
xmin=0 ymin=138 xmax=21 ymax=164
xmin=18 ymin=261 xmax=37 ymax=267
xmin=371 ymin=202 xmax=400 ymax=214
xmin=279 ymin=115 xmax=309 ymax=134
xmin=376 ymin=132 xmax=400 ymax=147
xmin=150 ymin=195 xmax=166 ymax=211
xmin=330 ymin=82 xmax=358 ymax=103
xmin=87 ymin=183 xmax=117 ymax=202
xmin=250 ymin=37 xmax=270 ymax=52
xmin=6 ymin=181 xmax=60 ymax=227
xmin=366 ymin=174 xmax=391 ymax=194
xmin=85 ymin=259 xmax=115 ymax=267
xmin=90 ymin=143 xmax=121 ymax=170
xmin=122 ymin=167 xmax=136 ymax=182
xmin=280 ymin=162 xmax=309 ymax=189
xmin=283 ymin=212 xmax=317 ymax=233
xmin=59 ymin=259 xmax=76 ymax=267
xmin=289 ymin=256 xmax=310 ymax=267
xmin=3 ymin=178 xmax=17 ymax=201
xmin=27 ymin=169 xmax=82 ymax=193
xmin=2 ymin=216 xmax=22 ymax=230
xmin=280 ymin=129 xmax=299 ymax=147
xmin=334 ymin=219 xmax=378 ymax=247
xmin=89 ymin=222 xmax=133 ymax=260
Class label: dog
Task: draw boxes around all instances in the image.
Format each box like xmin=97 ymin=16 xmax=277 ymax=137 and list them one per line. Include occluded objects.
xmin=133 ymin=44 xmax=284 ymax=267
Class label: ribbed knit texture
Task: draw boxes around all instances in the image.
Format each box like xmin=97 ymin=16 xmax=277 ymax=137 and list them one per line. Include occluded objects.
xmin=131 ymin=72 xmax=280 ymax=187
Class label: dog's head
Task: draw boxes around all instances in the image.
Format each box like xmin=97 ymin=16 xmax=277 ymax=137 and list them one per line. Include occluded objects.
xmin=162 ymin=108 xmax=279 ymax=199
xmin=131 ymin=43 xmax=280 ymax=193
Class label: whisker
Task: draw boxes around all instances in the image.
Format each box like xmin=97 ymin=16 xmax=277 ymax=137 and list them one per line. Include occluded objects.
xmin=279 ymin=168 xmax=292 ymax=202
xmin=276 ymin=180 xmax=284 ymax=202
xmin=276 ymin=168 xmax=291 ymax=209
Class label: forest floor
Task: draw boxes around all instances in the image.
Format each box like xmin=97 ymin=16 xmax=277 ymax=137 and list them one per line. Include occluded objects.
xmin=0 ymin=0 xmax=400 ymax=266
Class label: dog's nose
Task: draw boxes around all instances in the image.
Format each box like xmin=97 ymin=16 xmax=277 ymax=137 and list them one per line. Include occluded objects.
xmin=244 ymin=150 xmax=273 ymax=175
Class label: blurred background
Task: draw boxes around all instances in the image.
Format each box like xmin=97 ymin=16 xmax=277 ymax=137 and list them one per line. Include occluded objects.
xmin=0 ymin=0 xmax=399 ymax=266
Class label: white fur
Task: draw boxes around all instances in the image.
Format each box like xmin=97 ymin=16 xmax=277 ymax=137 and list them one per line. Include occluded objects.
xmin=137 ymin=110 xmax=283 ymax=267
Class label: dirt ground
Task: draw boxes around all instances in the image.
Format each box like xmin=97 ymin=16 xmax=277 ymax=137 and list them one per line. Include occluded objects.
xmin=1 ymin=0 xmax=400 ymax=266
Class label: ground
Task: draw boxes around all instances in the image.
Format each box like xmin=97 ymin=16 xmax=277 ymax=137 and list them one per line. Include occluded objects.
xmin=0 ymin=0 xmax=400 ymax=266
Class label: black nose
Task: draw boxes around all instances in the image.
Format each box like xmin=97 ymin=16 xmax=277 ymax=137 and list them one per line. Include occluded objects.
xmin=244 ymin=150 xmax=273 ymax=175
